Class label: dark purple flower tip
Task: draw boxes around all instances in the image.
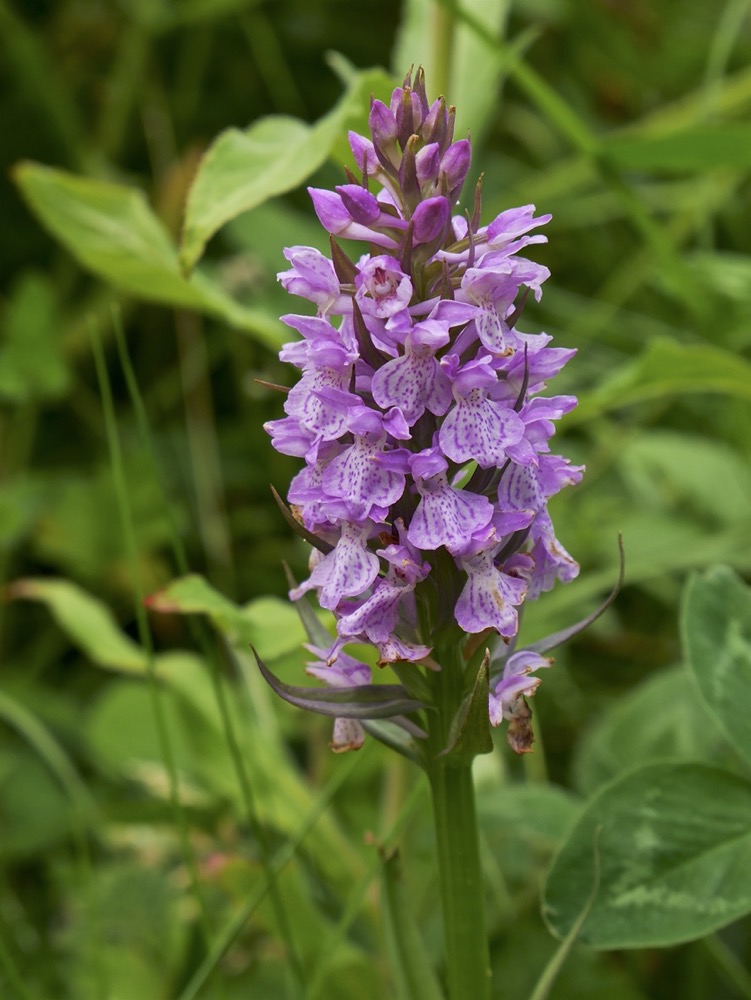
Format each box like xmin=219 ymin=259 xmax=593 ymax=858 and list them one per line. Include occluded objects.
xmin=348 ymin=131 xmax=376 ymax=175
xmin=440 ymin=139 xmax=472 ymax=200
xmin=369 ymin=100 xmax=400 ymax=168
xmin=394 ymin=87 xmax=423 ymax=147
xmin=422 ymin=97 xmax=449 ymax=151
xmin=336 ymin=184 xmax=381 ymax=225
xmin=408 ymin=66 xmax=430 ymax=118
xmin=415 ymin=142 xmax=440 ymax=186
xmin=411 ymin=196 xmax=451 ymax=245
xmin=397 ymin=136 xmax=421 ymax=207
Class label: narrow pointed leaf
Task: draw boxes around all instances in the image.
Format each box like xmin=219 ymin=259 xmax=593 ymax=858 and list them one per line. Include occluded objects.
xmin=526 ymin=535 xmax=624 ymax=656
xmin=440 ymin=650 xmax=493 ymax=761
xmin=362 ymin=720 xmax=423 ymax=764
xmin=270 ymin=484 xmax=333 ymax=554
xmin=253 ymin=648 xmax=427 ymax=719
xmin=282 ymin=564 xmax=334 ymax=649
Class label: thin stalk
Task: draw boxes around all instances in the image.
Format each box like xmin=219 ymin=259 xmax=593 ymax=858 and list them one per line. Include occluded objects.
xmin=432 ymin=0 xmax=456 ymax=100
xmin=89 ymin=321 xmax=217 ymax=955
xmin=111 ymin=314 xmax=304 ymax=989
xmin=425 ymin=640 xmax=492 ymax=1000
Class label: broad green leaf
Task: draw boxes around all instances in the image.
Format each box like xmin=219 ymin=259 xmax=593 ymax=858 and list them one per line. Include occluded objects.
xmin=64 ymin=863 xmax=187 ymax=1000
xmin=146 ymin=573 xmax=306 ymax=659
xmin=544 ymin=762 xmax=751 ymax=948
xmin=572 ymin=667 xmax=726 ymax=796
xmin=688 ymin=250 xmax=751 ymax=303
xmin=479 ymin=784 xmax=582 ymax=894
xmin=179 ymin=67 xmax=394 ymax=271
xmin=0 ymin=750 xmax=72 ymax=857
xmin=13 ymin=162 xmax=281 ymax=344
xmin=9 ymin=578 xmax=146 ymax=673
xmin=571 ymin=337 xmax=751 ymax=423
xmin=603 ymin=123 xmax=751 ymax=171
xmin=683 ymin=566 xmax=751 ymax=770
xmin=85 ymin=678 xmax=205 ymax=790
xmin=0 ymin=272 xmax=69 ymax=402
xmin=619 ymin=432 xmax=751 ymax=527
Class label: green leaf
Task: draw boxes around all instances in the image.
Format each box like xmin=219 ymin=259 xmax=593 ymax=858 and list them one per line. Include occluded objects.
xmin=478 ymin=784 xmax=582 ymax=894
xmin=572 ymin=667 xmax=726 ymax=796
xmin=571 ymin=337 xmax=751 ymax=424
xmin=619 ymin=432 xmax=751 ymax=527
xmin=603 ymin=123 xmax=751 ymax=171
xmin=441 ymin=651 xmax=493 ymax=761
xmin=254 ymin=648 xmax=427 ymax=720
xmin=544 ymin=762 xmax=751 ymax=948
xmin=9 ymin=577 xmax=146 ymax=673
xmin=146 ymin=573 xmax=307 ymax=659
xmin=0 ymin=272 xmax=70 ymax=402
xmin=64 ymin=863 xmax=187 ymax=1000
xmin=683 ymin=566 xmax=751 ymax=770
xmin=688 ymin=250 xmax=751 ymax=303
xmin=12 ymin=162 xmax=281 ymax=344
xmin=179 ymin=67 xmax=395 ymax=271
xmin=0 ymin=750 xmax=73 ymax=857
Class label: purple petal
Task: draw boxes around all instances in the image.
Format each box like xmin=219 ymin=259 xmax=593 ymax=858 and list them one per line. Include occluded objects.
xmin=371 ymin=350 xmax=452 ymax=424
xmin=454 ymin=551 xmax=527 ymax=636
xmin=291 ymin=521 xmax=380 ymax=609
xmin=407 ymin=474 xmax=494 ymax=553
xmin=322 ymin=438 xmax=407 ymax=520
xmin=336 ymin=184 xmax=382 ymax=225
xmin=439 ymin=392 xmax=525 ymax=468
xmin=412 ymin=196 xmax=450 ymax=244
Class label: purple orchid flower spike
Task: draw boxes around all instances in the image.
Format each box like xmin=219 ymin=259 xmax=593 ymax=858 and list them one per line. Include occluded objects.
xmin=259 ymin=67 xmax=607 ymax=762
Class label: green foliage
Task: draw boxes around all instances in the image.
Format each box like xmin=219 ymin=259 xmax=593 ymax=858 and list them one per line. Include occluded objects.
xmin=180 ymin=66 xmax=395 ymax=271
xmin=13 ymin=162 xmax=283 ymax=345
xmin=684 ymin=566 xmax=751 ymax=769
xmin=3 ymin=0 xmax=751 ymax=996
xmin=544 ymin=763 xmax=751 ymax=948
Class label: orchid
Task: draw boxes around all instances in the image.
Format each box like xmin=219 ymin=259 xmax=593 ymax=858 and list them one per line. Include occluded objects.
xmin=262 ymin=68 xmax=588 ymax=758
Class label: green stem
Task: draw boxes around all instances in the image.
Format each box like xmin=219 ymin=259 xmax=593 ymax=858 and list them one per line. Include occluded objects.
xmin=425 ymin=641 xmax=492 ymax=1000
xmin=432 ymin=0 xmax=456 ymax=100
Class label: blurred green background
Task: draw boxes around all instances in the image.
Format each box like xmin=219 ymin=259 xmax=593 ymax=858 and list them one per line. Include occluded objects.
xmin=2 ymin=1 xmax=751 ymax=997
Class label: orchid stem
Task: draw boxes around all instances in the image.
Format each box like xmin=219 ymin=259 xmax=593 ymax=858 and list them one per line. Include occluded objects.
xmin=425 ymin=641 xmax=492 ymax=1000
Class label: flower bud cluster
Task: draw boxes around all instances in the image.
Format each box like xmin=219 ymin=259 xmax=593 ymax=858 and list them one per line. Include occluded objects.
xmin=265 ymin=69 xmax=582 ymax=748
